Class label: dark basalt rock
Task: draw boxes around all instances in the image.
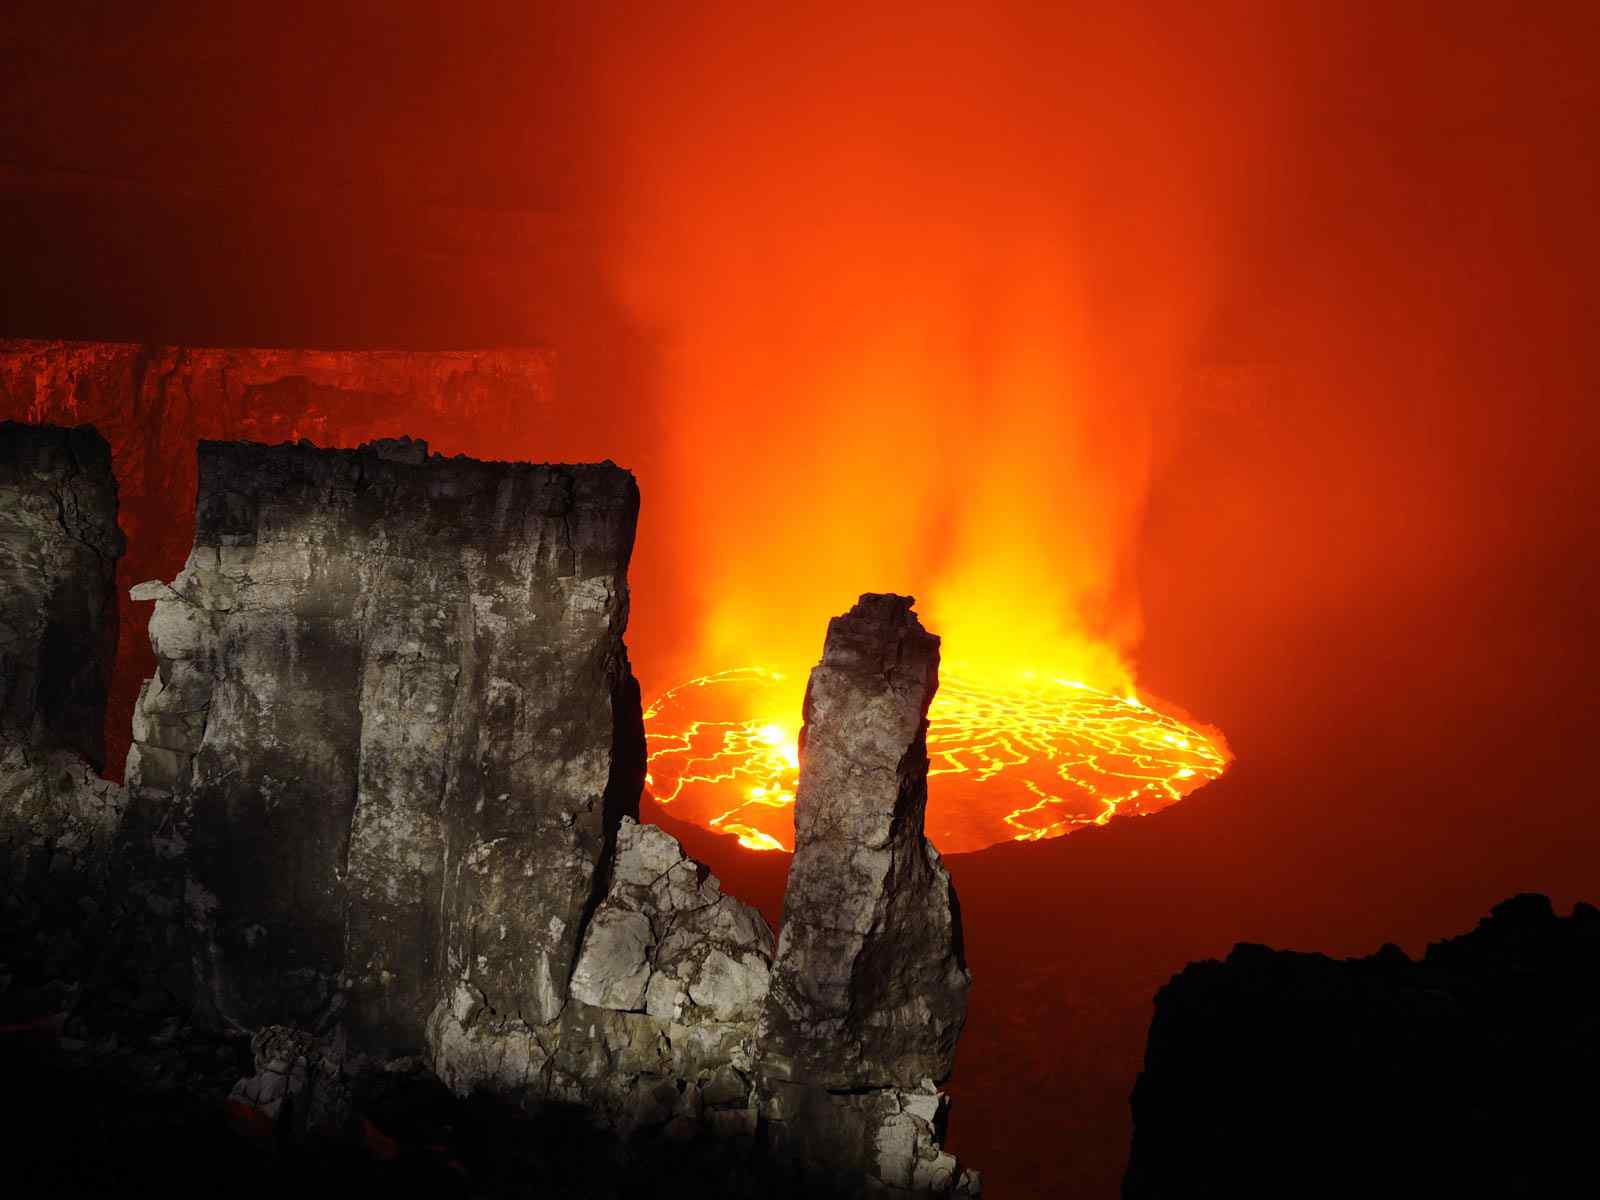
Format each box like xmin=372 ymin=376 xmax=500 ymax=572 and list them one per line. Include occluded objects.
xmin=127 ymin=438 xmax=644 ymax=1051
xmin=1124 ymin=893 xmax=1600 ymax=1199
xmin=759 ymin=594 xmax=970 ymax=1087
xmin=756 ymin=594 xmax=976 ymax=1194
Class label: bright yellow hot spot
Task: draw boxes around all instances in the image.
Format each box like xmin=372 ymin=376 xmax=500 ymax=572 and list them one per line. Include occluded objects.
xmin=643 ymin=666 xmax=1229 ymax=854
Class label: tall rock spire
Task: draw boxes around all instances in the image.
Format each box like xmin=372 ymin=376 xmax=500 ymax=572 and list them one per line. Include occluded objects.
xmin=758 ymin=593 xmax=977 ymax=1194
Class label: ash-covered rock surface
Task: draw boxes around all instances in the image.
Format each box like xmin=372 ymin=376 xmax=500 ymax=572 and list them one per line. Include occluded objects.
xmin=1124 ymin=893 xmax=1600 ymax=1199
xmin=756 ymin=594 xmax=977 ymax=1195
xmin=127 ymin=436 xmax=644 ymax=1048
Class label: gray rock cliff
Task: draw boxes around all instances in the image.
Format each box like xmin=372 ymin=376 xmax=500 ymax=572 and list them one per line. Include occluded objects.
xmin=127 ymin=437 xmax=644 ymax=1051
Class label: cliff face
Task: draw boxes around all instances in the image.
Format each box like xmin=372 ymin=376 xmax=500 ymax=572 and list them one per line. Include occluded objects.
xmin=0 ymin=422 xmax=127 ymax=1014
xmin=129 ymin=437 xmax=642 ymax=1050
xmin=1125 ymin=894 xmax=1600 ymax=1198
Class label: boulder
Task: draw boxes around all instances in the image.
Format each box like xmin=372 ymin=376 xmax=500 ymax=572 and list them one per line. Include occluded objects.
xmin=436 ymin=816 xmax=777 ymax=1134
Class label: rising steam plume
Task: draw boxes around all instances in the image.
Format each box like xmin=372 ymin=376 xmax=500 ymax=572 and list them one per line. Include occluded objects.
xmin=573 ymin=5 xmax=1293 ymax=694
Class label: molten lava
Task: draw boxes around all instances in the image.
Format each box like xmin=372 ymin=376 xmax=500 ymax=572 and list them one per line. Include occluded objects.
xmin=645 ymin=667 xmax=1229 ymax=854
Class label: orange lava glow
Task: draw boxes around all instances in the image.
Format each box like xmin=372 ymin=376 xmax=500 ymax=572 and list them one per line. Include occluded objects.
xmin=644 ymin=667 xmax=1229 ymax=854
xmin=595 ymin=12 xmax=1241 ymax=833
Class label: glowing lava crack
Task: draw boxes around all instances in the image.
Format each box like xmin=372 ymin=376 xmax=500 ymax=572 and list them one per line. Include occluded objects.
xmin=643 ymin=667 xmax=1230 ymax=854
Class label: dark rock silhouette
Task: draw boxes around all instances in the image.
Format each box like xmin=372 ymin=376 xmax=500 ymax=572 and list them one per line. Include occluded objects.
xmin=1 ymin=430 xmax=978 ymax=1196
xmin=1124 ymin=893 xmax=1600 ymax=1198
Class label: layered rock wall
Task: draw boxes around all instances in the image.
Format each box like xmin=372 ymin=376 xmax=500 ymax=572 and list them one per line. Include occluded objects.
xmin=0 ymin=343 xmax=555 ymax=541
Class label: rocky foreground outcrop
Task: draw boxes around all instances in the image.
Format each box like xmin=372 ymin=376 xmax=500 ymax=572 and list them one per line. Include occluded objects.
xmin=2 ymin=425 xmax=978 ymax=1195
xmin=1125 ymin=893 xmax=1600 ymax=1198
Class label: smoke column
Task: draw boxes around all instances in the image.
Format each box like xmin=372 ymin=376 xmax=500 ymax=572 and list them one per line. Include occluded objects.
xmin=577 ymin=5 xmax=1294 ymax=695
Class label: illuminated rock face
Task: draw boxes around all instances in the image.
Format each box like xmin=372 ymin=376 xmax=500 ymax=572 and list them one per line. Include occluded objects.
xmin=128 ymin=437 xmax=643 ymax=1049
xmin=757 ymin=594 xmax=976 ymax=1194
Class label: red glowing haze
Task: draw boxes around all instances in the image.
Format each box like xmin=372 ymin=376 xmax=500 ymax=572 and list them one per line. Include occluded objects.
xmin=3 ymin=4 xmax=1597 ymax=1196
